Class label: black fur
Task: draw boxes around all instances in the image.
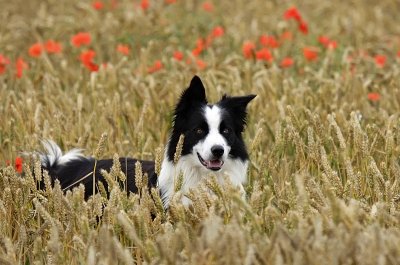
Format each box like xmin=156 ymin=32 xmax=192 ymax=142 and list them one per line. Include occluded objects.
xmin=42 ymin=157 xmax=156 ymax=199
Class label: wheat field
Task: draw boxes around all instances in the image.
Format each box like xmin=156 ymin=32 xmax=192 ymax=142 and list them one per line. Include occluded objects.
xmin=1 ymin=0 xmax=400 ymax=264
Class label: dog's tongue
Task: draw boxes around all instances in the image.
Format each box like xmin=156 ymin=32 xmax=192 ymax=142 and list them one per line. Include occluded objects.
xmin=206 ymin=159 xmax=223 ymax=169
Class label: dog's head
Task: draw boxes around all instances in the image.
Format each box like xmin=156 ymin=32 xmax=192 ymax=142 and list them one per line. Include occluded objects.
xmin=167 ymin=76 xmax=256 ymax=174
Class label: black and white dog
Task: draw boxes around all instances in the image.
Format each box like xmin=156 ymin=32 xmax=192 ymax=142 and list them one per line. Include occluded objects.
xmin=38 ymin=76 xmax=255 ymax=208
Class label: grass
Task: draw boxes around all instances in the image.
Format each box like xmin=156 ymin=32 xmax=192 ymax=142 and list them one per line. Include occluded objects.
xmin=1 ymin=0 xmax=400 ymax=264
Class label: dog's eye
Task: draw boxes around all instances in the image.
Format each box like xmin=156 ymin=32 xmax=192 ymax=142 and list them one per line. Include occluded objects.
xmin=222 ymin=128 xmax=230 ymax=134
xmin=195 ymin=128 xmax=204 ymax=135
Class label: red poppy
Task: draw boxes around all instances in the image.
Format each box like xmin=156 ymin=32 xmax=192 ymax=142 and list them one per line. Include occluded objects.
xmin=242 ymin=41 xmax=255 ymax=59
xmin=15 ymin=157 xmax=23 ymax=173
xmin=280 ymin=57 xmax=294 ymax=68
xmin=367 ymin=92 xmax=380 ymax=102
xmin=116 ymin=44 xmax=130 ymax=55
xmin=192 ymin=38 xmax=205 ymax=57
xmin=397 ymin=51 xmax=400 ymax=58
xmin=148 ymin=60 xmax=163 ymax=73
xmin=202 ymin=1 xmax=214 ymax=12
xmin=196 ymin=59 xmax=207 ymax=70
xmin=298 ymin=20 xmax=308 ymax=34
xmin=259 ymin=35 xmax=279 ymax=48
xmin=374 ymin=55 xmax=386 ymax=68
xmin=29 ymin=43 xmax=43 ymax=57
xmin=255 ymin=48 xmax=273 ymax=62
xmin=284 ymin=7 xmax=301 ymax=21
xmin=45 ymin=40 xmax=62 ymax=54
xmin=15 ymin=57 xmax=28 ymax=78
xmin=80 ymin=50 xmax=96 ymax=64
xmin=318 ymin=36 xmax=330 ymax=46
xmin=0 ymin=54 xmax=10 ymax=75
xmin=318 ymin=36 xmax=337 ymax=50
xmin=303 ymin=47 xmax=318 ymax=61
xmin=173 ymin=51 xmax=184 ymax=61
xmin=80 ymin=50 xmax=99 ymax=72
xmin=92 ymin=1 xmax=104 ymax=10
xmin=212 ymin=26 xmax=224 ymax=38
xmin=85 ymin=62 xmax=99 ymax=72
xmin=141 ymin=0 xmax=149 ymax=10
xmin=71 ymin=32 xmax=91 ymax=47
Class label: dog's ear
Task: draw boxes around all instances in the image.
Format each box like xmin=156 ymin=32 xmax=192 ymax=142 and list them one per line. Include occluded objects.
xmin=218 ymin=94 xmax=256 ymax=132
xmin=175 ymin=76 xmax=207 ymax=116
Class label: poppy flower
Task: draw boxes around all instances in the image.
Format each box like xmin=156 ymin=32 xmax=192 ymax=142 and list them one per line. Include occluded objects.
xmin=242 ymin=41 xmax=255 ymax=59
xmin=212 ymin=26 xmax=224 ymax=38
xmin=15 ymin=157 xmax=23 ymax=173
xmin=298 ymin=20 xmax=308 ymax=34
xmin=148 ymin=60 xmax=163 ymax=73
xmin=15 ymin=57 xmax=28 ymax=78
xmin=284 ymin=7 xmax=302 ymax=21
xmin=92 ymin=1 xmax=104 ymax=10
xmin=192 ymin=38 xmax=205 ymax=57
xmin=259 ymin=35 xmax=279 ymax=48
xmin=374 ymin=55 xmax=386 ymax=68
xmin=202 ymin=1 xmax=214 ymax=12
xmin=80 ymin=50 xmax=99 ymax=72
xmin=196 ymin=59 xmax=207 ymax=70
xmin=397 ymin=51 xmax=400 ymax=58
xmin=0 ymin=54 xmax=10 ymax=74
xmin=85 ymin=62 xmax=99 ymax=72
xmin=280 ymin=57 xmax=294 ymax=68
xmin=141 ymin=0 xmax=149 ymax=10
xmin=45 ymin=40 xmax=62 ymax=54
xmin=71 ymin=32 xmax=91 ymax=47
xmin=255 ymin=48 xmax=273 ymax=62
xmin=318 ymin=36 xmax=330 ymax=46
xmin=29 ymin=43 xmax=43 ymax=57
xmin=116 ymin=44 xmax=130 ymax=56
xmin=303 ymin=47 xmax=318 ymax=61
xmin=367 ymin=92 xmax=380 ymax=102
xmin=327 ymin=40 xmax=337 ymax=50
xmin=173 ymin=51 xmax=184 ymax=61
xmin=318 ymin=36 xmax=337 ymax=50
xmin=80 ymin=50 xmax=96 ymax=64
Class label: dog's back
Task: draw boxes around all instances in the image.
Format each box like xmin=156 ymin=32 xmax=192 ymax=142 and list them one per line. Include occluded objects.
xmin=39 ymin=140 xmax=156 ymax=198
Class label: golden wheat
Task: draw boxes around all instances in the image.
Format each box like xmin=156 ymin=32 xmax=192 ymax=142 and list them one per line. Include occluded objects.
xmin=1 ymin=0 xmax=400 ymax=264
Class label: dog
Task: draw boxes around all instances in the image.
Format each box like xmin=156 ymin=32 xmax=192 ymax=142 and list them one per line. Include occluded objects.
xmin=38 ymin=76 xmax=255 ymax=208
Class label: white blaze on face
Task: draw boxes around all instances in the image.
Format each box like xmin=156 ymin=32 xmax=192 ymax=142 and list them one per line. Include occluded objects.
xmin=194 ymin=105 xmax=230 ymax=162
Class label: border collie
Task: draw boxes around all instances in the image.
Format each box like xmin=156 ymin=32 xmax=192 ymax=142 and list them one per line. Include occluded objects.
xmin=38 ymin=76 xmax=255 ymax=208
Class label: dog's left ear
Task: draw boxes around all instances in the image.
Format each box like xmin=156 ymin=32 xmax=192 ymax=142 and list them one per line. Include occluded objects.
xmin=218 ymin=94 xmax=256 ymax=132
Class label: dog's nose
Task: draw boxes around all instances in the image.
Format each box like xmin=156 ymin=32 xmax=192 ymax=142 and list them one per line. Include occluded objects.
xmin=211 ymin=145 xmax=224 ymax=158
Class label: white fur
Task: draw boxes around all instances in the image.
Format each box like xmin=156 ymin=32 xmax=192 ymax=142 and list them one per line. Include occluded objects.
xmin=40 ymin=140 xmax=84 ymax=167
xmin=158 ymin=153 xmax=248 ymax=207
xmin=196 ymin=106 xmax=230 ymax=161
xmin=158 ymin=105 xmax=248 ymax=208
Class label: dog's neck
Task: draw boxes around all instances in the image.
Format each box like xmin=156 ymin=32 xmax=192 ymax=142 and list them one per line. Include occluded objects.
xmin=157 ymin=151 xmax=248 ymax=208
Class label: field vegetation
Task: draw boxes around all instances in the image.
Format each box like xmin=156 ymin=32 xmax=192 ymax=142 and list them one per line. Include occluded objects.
xmin=1 ymin=0 xmax=400 ymax=264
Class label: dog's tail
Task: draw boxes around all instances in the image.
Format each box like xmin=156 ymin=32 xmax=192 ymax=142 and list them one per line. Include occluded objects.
xmin=39 ymin=140 xmax=84 ymax=170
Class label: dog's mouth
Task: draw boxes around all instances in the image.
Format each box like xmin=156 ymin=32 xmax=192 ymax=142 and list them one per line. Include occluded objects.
xmin=197 ymin=152 xmax=224 ymax=171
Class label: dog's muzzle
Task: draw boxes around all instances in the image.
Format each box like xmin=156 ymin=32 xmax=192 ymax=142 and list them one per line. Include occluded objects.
xmin=197 ymin=152 xmax=224 ymax=171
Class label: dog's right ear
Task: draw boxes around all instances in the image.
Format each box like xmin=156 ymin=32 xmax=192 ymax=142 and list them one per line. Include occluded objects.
xmin=175 ymin=76 xmax=207 ymax=116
